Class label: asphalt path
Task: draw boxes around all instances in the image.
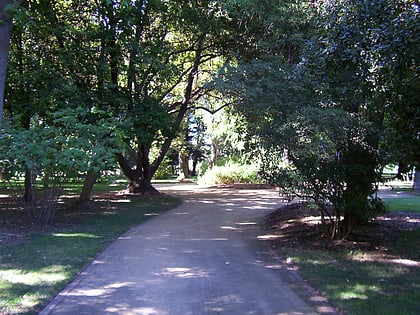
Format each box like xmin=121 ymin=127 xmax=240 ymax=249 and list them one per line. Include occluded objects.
xmin=40 ymin=184 xmax=337 ymax=315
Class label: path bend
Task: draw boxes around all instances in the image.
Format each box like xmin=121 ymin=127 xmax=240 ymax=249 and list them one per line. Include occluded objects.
xmin=41 ymin=183 xmax=337 ymax=315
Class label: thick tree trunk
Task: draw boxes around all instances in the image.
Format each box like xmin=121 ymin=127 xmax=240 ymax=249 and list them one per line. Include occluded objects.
xmin=127 ymin=177 xmax=159 ymax=195
xmin=0 ymin=0 xmax=14 ymax=129
xmin=118 ymin=152 xmax=160 ymax=195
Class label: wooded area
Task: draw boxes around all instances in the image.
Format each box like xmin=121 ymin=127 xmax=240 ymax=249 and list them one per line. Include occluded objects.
xmin=0 ymin=0 xmax=419 ymax=239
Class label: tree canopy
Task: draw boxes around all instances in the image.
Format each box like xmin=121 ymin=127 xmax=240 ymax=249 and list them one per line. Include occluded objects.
xmin=0 ymin=0 xmax=418 ymax=231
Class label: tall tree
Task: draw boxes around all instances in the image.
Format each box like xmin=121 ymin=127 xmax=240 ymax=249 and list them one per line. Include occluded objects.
xmin=98 ymin=0 xmax=244 ymax=194
xmin=0 ymin=0 xmax=21 ymax=129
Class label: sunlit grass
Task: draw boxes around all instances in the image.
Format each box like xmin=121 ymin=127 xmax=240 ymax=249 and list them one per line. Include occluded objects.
xmin=383 ymin=196 xmax=420 ymax=213
xmin=0 ymin=195 xmax=181 ymax=314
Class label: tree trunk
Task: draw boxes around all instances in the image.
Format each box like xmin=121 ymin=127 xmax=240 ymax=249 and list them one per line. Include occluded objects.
xmin=23 ymin=167 xmax=35 ymax=203
xmin=210 ymin=138 xmax=218 ymax=168
xmin=0 ymin=0 xmax=14 ymax=129
xmin=79 ymin=169 xmax=97 ymax=202
xmin=191 ymin=153 xmax=199 ymax=176
xmin=413 ymin=166 xmax=420 ymax=193
xmin=118 ymin=152 xmax=160 ymax=196
xmin=178 ymin=153 xmax=189 ymax=179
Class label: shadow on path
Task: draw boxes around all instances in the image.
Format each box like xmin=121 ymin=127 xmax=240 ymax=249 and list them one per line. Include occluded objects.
xmin=41 ymin=184 xmax=338 ymax=315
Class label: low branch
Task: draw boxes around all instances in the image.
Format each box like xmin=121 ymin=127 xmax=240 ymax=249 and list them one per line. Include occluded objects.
xmin=192 ymin=102 xmax=233 ymax=115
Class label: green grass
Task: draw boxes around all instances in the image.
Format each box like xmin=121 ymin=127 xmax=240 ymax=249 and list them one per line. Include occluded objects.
xmin=383 ymin=196 xmax=420 ymax=213
xmin=0 ymin=195 xmax=181 ymax=314
xmin=277 ymin=229 xmax=420 ymax=315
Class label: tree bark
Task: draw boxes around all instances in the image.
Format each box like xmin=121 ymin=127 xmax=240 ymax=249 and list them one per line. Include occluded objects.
xmin=413 ymin=166 xmax=420 ymax=193
xmin=23 ymin=167 xmax=35 ymax=203
xmin=178 ymin=153 xmax=189 ymax=179
xmin=79 ymin=169 xmax=97 ymax=202
xmin=118 ymin=152 xmax=160 ymax=195
xmin=0 ymin=0 xmax=14 ymax=129
xmin=210 ymin=138 xmax=218 ymax=168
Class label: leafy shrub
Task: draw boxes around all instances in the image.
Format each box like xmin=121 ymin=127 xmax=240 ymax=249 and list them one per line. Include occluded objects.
xmin=198 ymin=162 xmax=260 ymax=185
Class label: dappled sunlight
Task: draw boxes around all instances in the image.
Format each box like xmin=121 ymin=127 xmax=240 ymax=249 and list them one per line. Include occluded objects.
xmin=337 ymin=284 xmax=373 ymax=300
xmin=220 ymin=225 xmax=241 ymax=231
xmin=144 ymin=212 xmax=160 ymax=217
xmin=236 ymin=222 xmax=257 ymax=226
xmin=69 ymin=282 xmax=135 ymax=297
xmin=34 ymin=184 xmax=333 ymax=314
xmin=197 ymin=200 xmax=215 ymax=204
xmin=108 ymin=198 xmax=132 ymax=203
xmin=105 ymin=306 xmax=168 ymax=315
xmin=348 ymin=252 xmax=420 ymax=267
xmin=377 ymin=215 xmax=420 ymax=225
xmin=1 ymin=266 xmax=67 ymax=286
xmin=186 ymin=237 xmax=228 ymax=241
xmin=52 ymin=232 xmax=100 ymax=239
xmin=204 ymin=294 xmax=244 ymax=310
xmin=256 ymin=234 xmax=285 ymax=240
xmin=156 ymin=267 xmax=210 ymax=279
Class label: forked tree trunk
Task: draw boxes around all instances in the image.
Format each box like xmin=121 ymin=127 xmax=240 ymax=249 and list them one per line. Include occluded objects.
xmin=118 ymin=151 xmax=160 ymax=196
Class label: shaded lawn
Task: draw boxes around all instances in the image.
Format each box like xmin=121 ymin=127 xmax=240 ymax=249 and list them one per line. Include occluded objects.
xmin=280 ymin=232 xmax=420 ymax=315
xmin=0 ymin=195 xmax=181 ymax=314
xmin=263 ymin=199 xmax=420 ymax=315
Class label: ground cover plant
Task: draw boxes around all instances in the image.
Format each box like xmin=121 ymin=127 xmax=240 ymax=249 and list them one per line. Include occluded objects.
xmin=0 ymin=184 xmax=180 ymax=314
xmin=261 ymin=196 xmax=420 ymax=315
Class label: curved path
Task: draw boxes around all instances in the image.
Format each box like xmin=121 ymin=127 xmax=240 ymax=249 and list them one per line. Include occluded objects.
xmin=41 ymin=184 xmax=337 ymax=315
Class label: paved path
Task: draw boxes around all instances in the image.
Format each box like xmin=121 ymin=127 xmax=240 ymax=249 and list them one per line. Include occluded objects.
xmin=41 ymin=184 xmax=336 ymax=315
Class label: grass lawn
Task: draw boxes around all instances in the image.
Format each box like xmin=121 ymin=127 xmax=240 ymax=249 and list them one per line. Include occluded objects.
xmin=278 ymin=236 xmax=420 ymax=315
xmin=383 ymin=196 xmax=420 ymax=213
xmin=0 ymin=193 xmax=181 ymax=314
xmin=271 ymin=195 xmax=420 ymax=315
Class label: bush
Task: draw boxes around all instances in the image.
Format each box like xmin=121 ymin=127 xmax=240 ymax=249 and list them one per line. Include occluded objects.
xmin=198 ymin=162 xmax=260 ymax=185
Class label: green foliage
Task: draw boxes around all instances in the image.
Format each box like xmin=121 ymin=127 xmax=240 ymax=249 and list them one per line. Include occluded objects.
xmin=198 ymin=161 xmax=260 ymax=185
xmin=261 ymin=107 xmax=385 ymax=237
xmin=0 ymin=107 xmax=122 ymax=182
xmin=224 ymin=0 xmax=417 ymax=238
xmin=307 ymin=0 xmax=420 ymax=168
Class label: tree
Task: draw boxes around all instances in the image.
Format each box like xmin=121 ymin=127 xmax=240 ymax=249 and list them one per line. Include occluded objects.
xmin=305 ymin=0 xmax=419 ymax=212
xmin=100 ymin=0 xmax=261 ymax=194
xmin=0 ymin=1 xmax=20 ymax=130
xmin=2 ymin=0 xmax=123 ymax=206
xmin=212 ymin=0 xmax=418 ymax=238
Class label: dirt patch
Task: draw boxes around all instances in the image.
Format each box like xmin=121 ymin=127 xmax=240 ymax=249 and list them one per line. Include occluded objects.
xmin=262 ymin=202 xmax=420 ymax=259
